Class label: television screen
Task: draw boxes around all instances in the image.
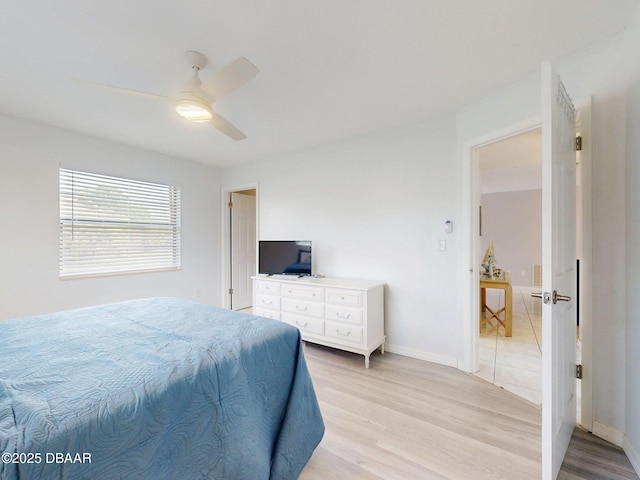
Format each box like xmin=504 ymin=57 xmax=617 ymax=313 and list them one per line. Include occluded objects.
xmin=259 ymin=240 xmax=312 ymax=276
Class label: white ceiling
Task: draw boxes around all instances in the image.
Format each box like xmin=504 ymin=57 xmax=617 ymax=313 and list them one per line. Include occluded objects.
xmin=0 ymin=1 xmax=637 ymax=168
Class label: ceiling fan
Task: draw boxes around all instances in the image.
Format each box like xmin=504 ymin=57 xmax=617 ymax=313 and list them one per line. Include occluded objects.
xmin=85 ymin=51 xmax=259 ymax=140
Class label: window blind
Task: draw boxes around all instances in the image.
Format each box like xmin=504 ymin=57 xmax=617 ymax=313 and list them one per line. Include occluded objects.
xmin=59 ymin=168 xmax=181 ymax=278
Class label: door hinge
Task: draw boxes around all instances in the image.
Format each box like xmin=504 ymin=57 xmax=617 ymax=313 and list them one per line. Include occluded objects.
xmin=576 ymin=364 xmax=583 ymax=379
xmin=228 ymin=288 xmax=233 ymax=295
xmin=575 ymin=135 xmax=582 ymax=151
xmin=228 ymin=201 xmax=233 ymax=209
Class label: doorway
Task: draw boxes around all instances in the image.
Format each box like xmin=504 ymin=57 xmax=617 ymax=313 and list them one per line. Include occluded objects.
xmin=474 ymin=129 xmax=543 ymax=405
xmin=222 ymin=185 xmax=258 ymax=311
xmin=461 ymin=98 xmax=592 ymax=430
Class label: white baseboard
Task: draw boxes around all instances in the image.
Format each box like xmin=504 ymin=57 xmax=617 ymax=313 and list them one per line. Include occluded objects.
xmin=592 ymin=421 xmax=624 ymax=447
xmin=384 ymin=343 xmax=458 ymax=368
xmin=624 ymin=436 xmax=640 ymax=476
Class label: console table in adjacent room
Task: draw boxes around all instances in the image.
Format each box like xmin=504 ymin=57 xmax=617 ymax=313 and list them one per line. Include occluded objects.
xmin=480 ymin=272 xmax=512 ymax=337
xmin=252 ymin=275 xmax=385 ymax=368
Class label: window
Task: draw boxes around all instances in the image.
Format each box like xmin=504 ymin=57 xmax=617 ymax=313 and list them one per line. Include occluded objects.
xmin=59 ymin=168 xmax=181 ymax=278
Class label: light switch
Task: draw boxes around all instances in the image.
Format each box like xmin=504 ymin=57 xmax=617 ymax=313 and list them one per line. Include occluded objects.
xmin=438 ymin=239 xmax=446 ymax=251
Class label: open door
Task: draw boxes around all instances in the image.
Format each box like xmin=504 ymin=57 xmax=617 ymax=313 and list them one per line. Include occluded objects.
xmin=539 ymin=60 xmax=577 ymax=479
xmin=230 ymin=191 xmax=256 ymax=310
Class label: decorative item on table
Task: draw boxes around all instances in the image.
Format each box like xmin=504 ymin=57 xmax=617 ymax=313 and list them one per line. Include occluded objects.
xmin=481 ymin=240 xmax=504 ymax=280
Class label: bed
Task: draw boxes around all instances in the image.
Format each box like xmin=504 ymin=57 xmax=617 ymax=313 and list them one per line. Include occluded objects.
xmin=0 ymin=297 xmax=324 ymax=479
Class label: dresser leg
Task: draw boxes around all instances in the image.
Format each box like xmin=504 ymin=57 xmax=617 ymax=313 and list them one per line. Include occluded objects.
xmin=365 ymin=355 xmax=370 ymax=369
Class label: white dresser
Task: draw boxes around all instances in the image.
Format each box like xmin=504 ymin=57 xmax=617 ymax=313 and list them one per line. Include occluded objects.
xmin=252 ymin=275 xmax=385 ymax=368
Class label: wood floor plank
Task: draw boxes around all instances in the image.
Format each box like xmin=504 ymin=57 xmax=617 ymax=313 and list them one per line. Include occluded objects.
xmin=299 ymin=446 xmax=385 ymax=480
xmin=300 ymin=343 xmax=639 ymax=480
xmin=558 ymin=427 xmax=639 ymax=479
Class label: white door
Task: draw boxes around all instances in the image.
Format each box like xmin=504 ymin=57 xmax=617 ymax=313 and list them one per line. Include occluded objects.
xmin=230 ymin=192 xmax=256 ymax=310
xmin=540 ymin=60 xmax=577 ymax=480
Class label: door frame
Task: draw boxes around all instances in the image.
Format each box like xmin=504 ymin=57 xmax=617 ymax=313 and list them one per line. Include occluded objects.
xmin=460 ymin=99 xmax=592 ymax=430
xmin=574 ymin=96 xmax=593 ymax=432
xmin=221 ymin=183 xmax=259 ymax=309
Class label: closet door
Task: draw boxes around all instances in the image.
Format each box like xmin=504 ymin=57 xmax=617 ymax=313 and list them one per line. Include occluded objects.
xmin=230 ymin=192 xmax=256 ymax=310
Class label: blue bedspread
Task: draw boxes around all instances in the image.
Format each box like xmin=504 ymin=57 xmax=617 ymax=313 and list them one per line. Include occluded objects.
xmin=0 ymin=298 xmax=324 ymax=479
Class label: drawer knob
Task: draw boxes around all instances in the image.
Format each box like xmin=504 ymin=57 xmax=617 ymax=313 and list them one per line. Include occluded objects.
xmin=296 ymin=305 xmax=308 ymax=312
xmin=296 ymin=321 xmax=309 ymax=327
xmin=336 ymin=312 xmax=351 ymax=319
xmin=336 ymin=329 xmax=351 ymax=337
xmin=262 ymin=299 xmax=272 ymax=305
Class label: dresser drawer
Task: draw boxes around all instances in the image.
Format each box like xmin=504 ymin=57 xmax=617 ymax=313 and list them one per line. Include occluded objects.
xmin=325 ymin=288 xmax=363 ymax=307
xmin=281 ymin=297 xmax=324 ymax=318
xmin=281 ymin=284 xmax=323 ymax=301
xmin=325 ymin=320 xmax=363 ymax=345
xmin=255 ymin=281 xmax=281 ymax=295
xmin=255 ymin=294 xmax=280 ymax=311
xmin=325 ymin=304 xmax=363 ymax=325
xmin=254 ymin=307 xmax=281 ymax=321
xmin=282 ymin=313 xmax=324 ymax=336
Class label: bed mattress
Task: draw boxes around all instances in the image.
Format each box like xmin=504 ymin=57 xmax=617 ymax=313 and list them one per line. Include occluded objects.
xmin=0 ymin=297 xmax=324 ymax=479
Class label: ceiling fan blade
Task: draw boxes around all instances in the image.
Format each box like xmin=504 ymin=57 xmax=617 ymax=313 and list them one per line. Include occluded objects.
xmin=74 ymin=79 xmax=169 ymax=101
xmin=210 ymin=111 xmax=247 ymax=141
xmin=201 ymin=57 xmax=259 ymax=101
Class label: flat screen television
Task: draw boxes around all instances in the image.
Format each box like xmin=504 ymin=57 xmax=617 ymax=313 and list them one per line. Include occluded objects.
xmin=258 ymin=240 xmax=312 ymax=276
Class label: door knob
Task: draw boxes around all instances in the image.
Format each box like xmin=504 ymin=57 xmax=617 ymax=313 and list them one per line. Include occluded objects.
xmin=553 ymin=290 xmax=571 ymax=303
xmin=531 ymin=292 xmax=551 ymax=304
xmin=532 ymin=291 xmax=570 ymax=304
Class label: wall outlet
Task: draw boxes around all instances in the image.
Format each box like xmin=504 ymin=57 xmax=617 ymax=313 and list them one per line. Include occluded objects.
xmin=195 ymin=289 xmax=201 ymax=298
xmin=437 ymin=239 xmax=446 ymax=252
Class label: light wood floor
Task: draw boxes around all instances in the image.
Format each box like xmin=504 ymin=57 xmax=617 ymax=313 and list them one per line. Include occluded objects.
xmin=299 ymin=344 xmax=638 ymax=480
xmin=558 ymin=427 xmax=639 ymax=480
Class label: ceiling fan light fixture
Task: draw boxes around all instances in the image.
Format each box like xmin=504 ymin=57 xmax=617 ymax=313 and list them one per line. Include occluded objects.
xmin=175 ymin=97 xmax=213 ymax=123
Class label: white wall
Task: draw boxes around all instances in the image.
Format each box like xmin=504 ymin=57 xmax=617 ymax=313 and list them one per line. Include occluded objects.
xmin=480 ymin=189 xmax=542 ymax=287
xmin=0 ymin=114 xmax=222 ymax=320
xmin=223 ymin=116 xmax=462 ymax=365
xmin=625 ymin=3 xmax=640 ymax=471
